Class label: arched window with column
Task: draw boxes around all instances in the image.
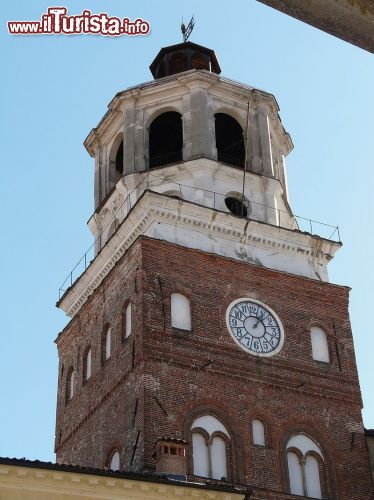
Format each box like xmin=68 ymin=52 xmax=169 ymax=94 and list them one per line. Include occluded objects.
xmin=215 ymin=113 xmax=245 ymax=168
xmin=286 ymin=433 xmax=325 ymax=499
xmin=149 ymin=111 xmax=183 ymax=168
xmin=191 ymin=415 xmax=230 ymax=480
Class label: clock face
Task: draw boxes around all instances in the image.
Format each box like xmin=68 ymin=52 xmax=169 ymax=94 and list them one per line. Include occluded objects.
xmin=226 ymin=298 xmax=284 ymax=357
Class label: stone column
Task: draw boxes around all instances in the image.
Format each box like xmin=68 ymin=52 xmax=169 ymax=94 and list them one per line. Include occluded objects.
xmin=123 ymin=101 xmax=136 ymax=175
xmin=258 ymin=104 xmax=274 ymax=177
xmin=249 ymin=107 xmax=262 ymax=174
xmin=94 ymin=146 xmax=102 ymax=209
xmin=134 ymin=106 xmax=146 ymax=172
xmin=184 ymin=87 xmax=216 ymax=161
xmin=263 ymin=177 xmax=279 ymax=226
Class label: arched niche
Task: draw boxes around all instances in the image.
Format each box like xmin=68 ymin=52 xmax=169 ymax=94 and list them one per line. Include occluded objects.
xmin=149 ymin=112 xmax=183 ymax=168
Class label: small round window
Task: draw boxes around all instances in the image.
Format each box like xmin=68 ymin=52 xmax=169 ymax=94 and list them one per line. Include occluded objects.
xmin=224 ymin=192 xmax=250 ymax=217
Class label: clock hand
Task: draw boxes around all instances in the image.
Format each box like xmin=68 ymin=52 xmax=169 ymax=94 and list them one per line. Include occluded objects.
xmin=253 ymin=318 xmax=260 ymax=329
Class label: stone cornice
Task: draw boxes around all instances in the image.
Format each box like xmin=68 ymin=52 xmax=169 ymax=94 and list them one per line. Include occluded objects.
xmin=58 ymin=191 xmax=341 ymax=318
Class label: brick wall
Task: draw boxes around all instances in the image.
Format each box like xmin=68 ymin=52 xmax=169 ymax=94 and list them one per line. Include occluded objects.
xmin=55 ymin=236 xmax=373 ymax=498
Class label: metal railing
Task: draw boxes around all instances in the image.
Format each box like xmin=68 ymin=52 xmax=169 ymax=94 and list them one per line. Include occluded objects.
xmin=149 ymin=150 xmax=183 ymax=168
xmin=58 ymin=174 xmax=340 ymax=300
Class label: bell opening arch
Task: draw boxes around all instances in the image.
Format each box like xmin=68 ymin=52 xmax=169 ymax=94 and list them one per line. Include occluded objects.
xmin=214 ymin=113 xmax=245 ymax=168
xmin=149 ymin=111 xmax=183 ymax=169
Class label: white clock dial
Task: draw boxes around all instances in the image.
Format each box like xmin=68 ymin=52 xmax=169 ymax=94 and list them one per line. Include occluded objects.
xmin=225 ymin=298 xmax=284 ymax=357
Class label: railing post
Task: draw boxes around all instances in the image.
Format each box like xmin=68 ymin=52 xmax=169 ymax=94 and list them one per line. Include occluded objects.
xmin=309 ymin=219 xmax=313 ymax=235
xmin=214 ymin=192 xmax=216 ymax=210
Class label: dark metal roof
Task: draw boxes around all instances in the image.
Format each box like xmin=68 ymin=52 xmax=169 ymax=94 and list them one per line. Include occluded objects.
xmin=149 ymin=41 xmax=221 ymax=78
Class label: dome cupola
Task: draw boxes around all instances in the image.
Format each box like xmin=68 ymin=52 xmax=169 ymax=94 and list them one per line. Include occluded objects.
xmin=149 ymin=41 xmax=221 ymax=79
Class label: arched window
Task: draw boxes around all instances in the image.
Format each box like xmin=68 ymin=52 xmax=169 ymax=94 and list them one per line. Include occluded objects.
xmin=286 ymin=434 xmax=324 ymax=499
xmin=149 ymin=112 xmax=183 ymax=168
xmin=115 ymin=141 xmax=123 ymax=181
xmin=122 ymin=302 xmax=132 ymax=340
xmin=191 ymin=415 xmax=230 ymax=480
xmin=108 ymin=135 xmax=124 ymax=190
xmin=108 ymin=450 xmax=120 ymax=471
xmin=215 ymin=113 xmax=245 ymax=168
xmin=66 ymin=368 xmax=75 ymax=402
xmin=310 ymin=326 xmax=330 ymax=363
xmin=102 ymin=327 xmax=111 ymax=362
xmin=83 ymin=347 xmax=92 ymax=382
xmin=252 ymin=419 xmax=266 ymax=446
xmin=171 ymin=293 xmax=191 ymax=331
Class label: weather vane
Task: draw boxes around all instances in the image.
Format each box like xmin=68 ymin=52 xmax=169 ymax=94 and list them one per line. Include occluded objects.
xmin=181 ymin=15 xmax=195 ymax=43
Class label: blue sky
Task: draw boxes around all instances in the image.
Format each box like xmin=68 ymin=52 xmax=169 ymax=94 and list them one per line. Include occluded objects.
xmin=1 ymin=1 xmax=373 ymax=462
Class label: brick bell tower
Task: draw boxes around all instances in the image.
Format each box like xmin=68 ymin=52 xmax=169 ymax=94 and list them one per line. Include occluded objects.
xmin=55 ymin=41 xmax=373 ymax=499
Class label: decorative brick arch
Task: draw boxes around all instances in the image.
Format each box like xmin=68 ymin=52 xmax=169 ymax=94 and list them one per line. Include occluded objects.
xmin=183 ymin=403 xmax=245 ymax=483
